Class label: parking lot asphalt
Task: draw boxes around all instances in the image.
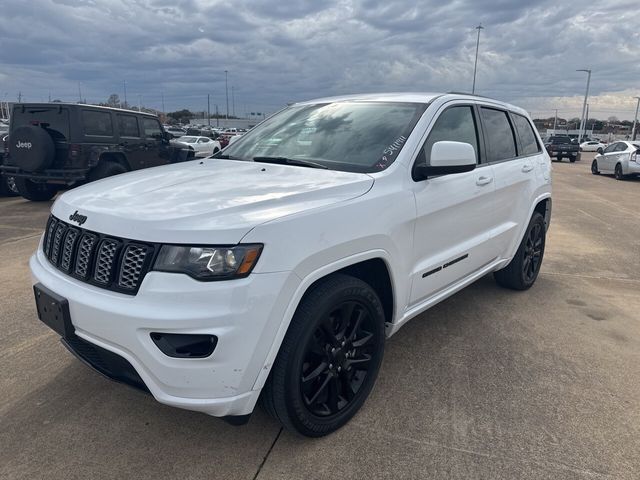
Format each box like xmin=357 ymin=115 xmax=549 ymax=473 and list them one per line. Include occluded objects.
xmin=1 ymin=153 xmax=639 ymax=480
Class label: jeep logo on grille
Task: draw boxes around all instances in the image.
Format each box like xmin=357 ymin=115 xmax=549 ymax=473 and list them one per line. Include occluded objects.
xmin=15 ymin=141 xmax=32 ymax=149
xmin=69 ymin=210 xmax=88 ymax=226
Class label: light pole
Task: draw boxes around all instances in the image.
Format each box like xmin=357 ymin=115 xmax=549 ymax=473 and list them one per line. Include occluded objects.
xmin=472 ymin=24 xmax=484 ymax=95
xmin=553 ymin=109 xmax=558 ymax=133
xmin=632 ymin=96 xmax=640 ymax=141
xmin=231 ymin=86 xmax=235 ymax=118
xmin=576 ymin=69 xmax=591 ymax=143
xmin=224 ymin=70 xmax=229 ymax=120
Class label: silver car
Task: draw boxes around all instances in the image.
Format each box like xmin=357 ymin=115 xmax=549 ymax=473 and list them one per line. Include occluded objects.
xmin=591 ymin=141 xmax=640 ymax=180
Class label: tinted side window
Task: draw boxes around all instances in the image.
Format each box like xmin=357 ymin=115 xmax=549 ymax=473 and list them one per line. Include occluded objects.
xmin=82 ymin=110 xmax=113 ymax=136
xmin=512 ymin=113 xmax=540 ymax=156
xmin=615 ymin=143 xmax=628 ymax=152
xmin=142 ymin=118 xmax=162 ymax=139
xmin=422 ymin=106 xmax=479 ymax=165
xmin=481 ymin=108 xmax=516 ymax=162
xmin=603 ymin=143 xmax=617 ymax=153
xmin=117 ymin=114 xmax=139 ymax=137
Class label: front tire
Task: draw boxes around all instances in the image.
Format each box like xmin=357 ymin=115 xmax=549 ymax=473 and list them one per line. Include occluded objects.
xmin=14 ymin=178 xmax=57 ymax=201
xmin=591 ymin=160 xmax=600 ymax=175
xmin=262 ymin=274 xmax=385 ymax=437
xmin=494 ymin=212 xmax=546 ymax=291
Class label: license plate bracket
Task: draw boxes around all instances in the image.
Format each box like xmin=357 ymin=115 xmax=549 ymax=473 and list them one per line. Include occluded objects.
xmin=34 ymin=284 xmax=74 ymax=337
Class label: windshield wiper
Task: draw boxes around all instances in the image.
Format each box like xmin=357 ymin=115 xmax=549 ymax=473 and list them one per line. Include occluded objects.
xmin=252 ymin=156 xmax=328 ymax=169
xmin=214 ymin=153 xmax=246 ymax=160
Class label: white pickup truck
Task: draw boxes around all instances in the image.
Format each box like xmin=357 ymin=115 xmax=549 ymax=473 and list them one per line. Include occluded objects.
xmin=31 ymin=93 xmax=551 ymax=437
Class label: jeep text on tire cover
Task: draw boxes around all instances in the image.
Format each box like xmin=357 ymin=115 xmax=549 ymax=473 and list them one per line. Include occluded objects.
xmin=29 ymin=93 xmax=552 ymax=436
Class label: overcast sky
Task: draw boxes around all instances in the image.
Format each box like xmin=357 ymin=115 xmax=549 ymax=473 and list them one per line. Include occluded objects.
xmin=1 ymin=0 xmax=639 ymax=119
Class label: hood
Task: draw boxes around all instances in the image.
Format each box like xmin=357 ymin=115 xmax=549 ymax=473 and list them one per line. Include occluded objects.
xmin=52 ymin=159 xmax=374 ymax=244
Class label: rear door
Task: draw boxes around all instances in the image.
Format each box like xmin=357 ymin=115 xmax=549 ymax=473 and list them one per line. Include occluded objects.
xmin=409 ymin=103 xmax=499 ymax=306
xmin=488 ymin=109 xmax=543 ymax=256
xmin=141 ymin=117 xmax=170 ymax=167
xmin=601 ymin=142 xmax=620 ymax=172
xmin=115 ymin=113 xmax=145 ymax=169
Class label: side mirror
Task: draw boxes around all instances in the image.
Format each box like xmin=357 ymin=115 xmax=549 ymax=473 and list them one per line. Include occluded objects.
xmin=414 ymin=141 xmax=476 ymax=180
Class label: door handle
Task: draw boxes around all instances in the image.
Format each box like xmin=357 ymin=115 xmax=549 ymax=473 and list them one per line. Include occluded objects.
xmin=522 ymin=164 xmax=534 ymax=173
xmin=476 ymin=176 xmax=493 ymax=186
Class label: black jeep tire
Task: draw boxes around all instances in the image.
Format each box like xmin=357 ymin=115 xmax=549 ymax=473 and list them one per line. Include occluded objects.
xmin=0 ymin=175 xmax=18 ymax=197
xmin=262 ymin=274 xmax=385 ymax=437
xmin=10 ymin=125 xmax=56 ymax=172
xmin=14 ymin=178 xmax=57 ymax=201
xmin=88 ymin=160 xmax=127 ymax=183
xmin=614 ymin=163 xmax=625 ymax=180
xmin=494 ymin=212 xmax=546 ymax=291
xmin=591 ymin=160 xmax=600 ymax=175
xmin=569 ymin=156 xmax=576 ymax=163
xmin=556 ymin=155 xmax=562 ymax=162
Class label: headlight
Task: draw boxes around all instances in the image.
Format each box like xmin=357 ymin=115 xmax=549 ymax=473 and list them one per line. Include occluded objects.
xmin=153 ymin=244 xmax=263 ymax=280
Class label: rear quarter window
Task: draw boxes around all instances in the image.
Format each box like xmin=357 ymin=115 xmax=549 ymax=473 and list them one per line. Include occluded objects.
xmin=512 ymin=113 xmax=541 ymax=156
xmin=82 ymin=110 xmax=113 ymax=136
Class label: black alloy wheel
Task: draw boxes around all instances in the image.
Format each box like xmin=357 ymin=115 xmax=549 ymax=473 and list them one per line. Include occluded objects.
xmin=493 ymin=212 xmax=546 ymax=290
xmin=262 ymin=274 xmax=385 ymax=437
xmin=301 ymin=300 xmax=376 ymax=417
xmin=522 ymin=222 xmax=544 ymax=284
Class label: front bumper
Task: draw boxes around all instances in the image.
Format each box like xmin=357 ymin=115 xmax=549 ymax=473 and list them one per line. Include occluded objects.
xmin=30 ymin=246 xmax=296 ymax=417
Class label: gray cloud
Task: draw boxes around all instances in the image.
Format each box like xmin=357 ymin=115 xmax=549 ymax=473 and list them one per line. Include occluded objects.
xmin=0 ymin=0 xmax=638 ymax=119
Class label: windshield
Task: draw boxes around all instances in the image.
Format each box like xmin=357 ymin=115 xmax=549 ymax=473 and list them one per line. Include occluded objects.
xmin=220 ymin=101 xmax=427 ymax=173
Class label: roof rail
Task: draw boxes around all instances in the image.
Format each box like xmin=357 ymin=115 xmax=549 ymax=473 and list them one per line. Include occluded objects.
xmin=446 ymin=91 xmax=492 ymax=99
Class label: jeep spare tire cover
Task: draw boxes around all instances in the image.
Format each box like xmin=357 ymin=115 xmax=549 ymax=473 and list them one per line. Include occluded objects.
xmin=11 ymin=125 xmax=55 ymax=172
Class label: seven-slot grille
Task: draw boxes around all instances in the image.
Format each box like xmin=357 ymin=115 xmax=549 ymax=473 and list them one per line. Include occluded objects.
xmin=42 ymin=215 xmax=156 ymax=295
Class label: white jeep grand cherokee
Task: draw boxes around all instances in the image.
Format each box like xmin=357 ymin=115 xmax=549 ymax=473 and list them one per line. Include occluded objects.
xmin=31 ymin=93 xmax=551 ymax=437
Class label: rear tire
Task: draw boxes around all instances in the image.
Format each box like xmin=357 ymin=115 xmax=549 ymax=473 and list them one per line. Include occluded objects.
xmin=262 ymin=274 xmax=385 ymax=437
xmin=0 ymin=175 xmax=18 ymax=197
xmin=88 ymin=160 xmax=127 ymax=183
xmin=556 ymin=155 xmax=562 ymax=162
xmin=494 ymin=212 xmax=546 ymax=291
xmin=614 ymin=163 xmax=625 ymax=180
xmin=14 ymin=178 xmax=57 ymax=201
xmin=591 ymin=160 xmax=600 ymax=175
xmin=569 ymin=156 xmax=576 ymax=163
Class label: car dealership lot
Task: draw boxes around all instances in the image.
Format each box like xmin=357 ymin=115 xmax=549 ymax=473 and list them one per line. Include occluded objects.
xmin=1 ymin=153 xmax=638 ymax=479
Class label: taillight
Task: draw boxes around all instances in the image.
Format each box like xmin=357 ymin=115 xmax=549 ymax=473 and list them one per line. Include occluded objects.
xmin=68 ymin=144 xmax=81 ymax=159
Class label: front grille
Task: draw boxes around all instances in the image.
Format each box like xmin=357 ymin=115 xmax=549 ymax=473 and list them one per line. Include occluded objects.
xmin=42 ymin=215 xmax=156 ymax=295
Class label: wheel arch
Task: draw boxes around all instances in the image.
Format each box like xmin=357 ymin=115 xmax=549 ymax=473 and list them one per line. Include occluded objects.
xmin=500 ymin=193 xmax=551 ymax=269
xmin=97 ymin=152 xmax=131 ymax=171
xmin=252 ymin=251 xmax=397 ymax=391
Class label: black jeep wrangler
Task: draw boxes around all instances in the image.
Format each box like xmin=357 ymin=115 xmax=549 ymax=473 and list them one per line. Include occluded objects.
xmin=0 ymin=103 xmax=194 ymax=201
